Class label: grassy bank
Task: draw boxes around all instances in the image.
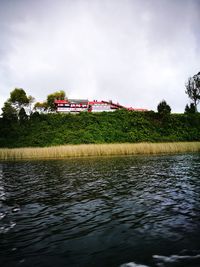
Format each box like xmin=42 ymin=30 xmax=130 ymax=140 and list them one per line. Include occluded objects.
xmin=0 ymin=142 xmax=200 ymax=160
xmin=0 ymin=111 xmax=200 ymax=148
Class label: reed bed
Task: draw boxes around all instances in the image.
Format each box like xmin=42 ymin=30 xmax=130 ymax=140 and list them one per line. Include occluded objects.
xmin=0 ymin=142 xmax=200 ymax=161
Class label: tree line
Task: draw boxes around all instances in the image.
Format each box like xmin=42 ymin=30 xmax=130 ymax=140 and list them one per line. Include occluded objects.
xmin=0 ymin=106 xmax=200 ymax=148
xmin=1 ymin=89 xmax=66 ymax=121
xmin=1 ymin=71 xmax=200 ymax=121
xmin=159 ymin=71 xmax=200 ymax=114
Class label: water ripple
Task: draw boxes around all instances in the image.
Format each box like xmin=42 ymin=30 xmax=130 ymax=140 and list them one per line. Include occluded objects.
xmin=0 ymin=154 xmax=200 ymax=266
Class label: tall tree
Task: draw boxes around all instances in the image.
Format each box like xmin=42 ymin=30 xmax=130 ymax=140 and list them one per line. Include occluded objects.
xmin=46 ymin=90 xmax=66 ymax=111
xmin=9 ymin=88 xmax=30 ymax=112
xmin=27 ymin=95 xmax=35 ymax=114
xmin=19 ymin=107 xmax=28 ymax=122
xmin=1 ymin=101 xmax=18 ymax=121
xmin=184 ymin=103 xmax=196 ymax=114
xmin=185 ymin=72 xmax=200 ymax=112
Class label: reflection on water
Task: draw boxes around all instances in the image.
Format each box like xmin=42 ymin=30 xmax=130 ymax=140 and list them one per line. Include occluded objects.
xmin=0 ymin=154 xmax=200 ymax=267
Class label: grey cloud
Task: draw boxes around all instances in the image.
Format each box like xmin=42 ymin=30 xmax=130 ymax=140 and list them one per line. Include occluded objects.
xmin=0 ymin=0 xmax=200 ymax=112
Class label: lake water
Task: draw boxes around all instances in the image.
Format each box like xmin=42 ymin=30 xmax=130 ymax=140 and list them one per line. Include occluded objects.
xmin=0 ymin=154 xmax=200 ymax=267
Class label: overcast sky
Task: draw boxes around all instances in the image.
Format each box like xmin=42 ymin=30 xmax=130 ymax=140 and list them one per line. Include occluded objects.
xmin=0 ymin=0 xmax=200 ymax=112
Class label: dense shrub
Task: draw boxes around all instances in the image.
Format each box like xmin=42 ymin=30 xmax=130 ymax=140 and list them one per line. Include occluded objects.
xmin=0 ymin=110 xmax=200 ymax=148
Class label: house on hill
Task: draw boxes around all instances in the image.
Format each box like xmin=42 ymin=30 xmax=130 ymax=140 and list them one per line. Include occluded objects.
xmin=54 ymin=99 xmax=147 ymax=113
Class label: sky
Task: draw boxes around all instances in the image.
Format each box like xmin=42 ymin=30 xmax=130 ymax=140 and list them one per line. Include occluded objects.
xmin=0 ymin=0 xmax=200 ymax=113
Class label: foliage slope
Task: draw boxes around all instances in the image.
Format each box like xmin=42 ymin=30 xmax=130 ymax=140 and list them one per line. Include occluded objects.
xmin=0 ymin=110 xmax=200 ymax=148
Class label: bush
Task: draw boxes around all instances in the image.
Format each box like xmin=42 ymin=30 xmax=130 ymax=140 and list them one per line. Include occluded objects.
xmin=0 ymin=110 xmax=200 ymax=147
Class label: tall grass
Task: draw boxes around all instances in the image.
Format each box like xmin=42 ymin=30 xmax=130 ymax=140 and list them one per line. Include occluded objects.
xmin=0 ymin=142 xmax=200 ymax=160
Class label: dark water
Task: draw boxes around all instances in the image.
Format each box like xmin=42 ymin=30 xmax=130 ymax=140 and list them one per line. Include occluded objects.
xmin=0 ymin=154 xmax=200 ymax=267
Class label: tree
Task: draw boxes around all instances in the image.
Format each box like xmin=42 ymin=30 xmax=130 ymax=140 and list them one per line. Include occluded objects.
xmin=157 ymin=100 xmax=171 ymax=116
xmin=1 ymin=101 xmax=18 ymax=121
xmin=9 ymin=88 xmax=30 ymax=111
xmin=46 ymin=90 xmax=66 ymax=111
xmin=27 ymin=95 xmax=35 ymax=114
xmin=185 ymin=72 xmax=200 ymax=112
xmin=185 ymin=103 xmax=196 ymax=114
xmin=19 ymin=107 xmax=28 ymax=122
xmin=34 ymin=102 xmax=48 ymax=113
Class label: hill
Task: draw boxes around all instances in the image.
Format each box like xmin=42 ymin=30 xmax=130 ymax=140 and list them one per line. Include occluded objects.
xmin=0 ymin=110 xmax=200 ymax=148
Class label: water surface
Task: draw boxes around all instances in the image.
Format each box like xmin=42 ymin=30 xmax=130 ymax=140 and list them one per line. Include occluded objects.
xmin=0 ymin=154 xmax=200 ymax=267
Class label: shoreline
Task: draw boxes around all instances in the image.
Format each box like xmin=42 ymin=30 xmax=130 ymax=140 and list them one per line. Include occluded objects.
xmin=0 ymin=142 xmax=200 ymax=161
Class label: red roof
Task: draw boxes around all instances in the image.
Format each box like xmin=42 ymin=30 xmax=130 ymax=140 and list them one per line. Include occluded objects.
xmin=54 ymin=100 xmax=69 ymax=104
xmin=88 ymin=101 xmax=107 ymax=105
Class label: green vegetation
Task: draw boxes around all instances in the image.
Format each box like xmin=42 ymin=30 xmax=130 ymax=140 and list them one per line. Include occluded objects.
xmin=157 ymin=100 xmax=171 ymax=117
xmin=0 ymin=109 xmax=200 ymax=148
xmin=184 ymin=103 xmax=196 ymax=114
xmin=9 ymin=88 xmax=30 ymax=111
xmin=1 ymin=71 xmax=200 ymax=149
xmin=34 ymin=90 xmax=66 ymax=112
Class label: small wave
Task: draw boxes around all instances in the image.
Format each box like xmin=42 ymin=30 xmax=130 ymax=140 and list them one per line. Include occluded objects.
xmin=153 ymin=254 xmax=200 ymax=262
xmin=0 ymin=189 xmax=6 ymax=201
xmin=120 ymin=262 xmax=151 ymax=267
xmin=120 ymin=251 xmax=200 ymax=267
xmin=12 ymin=207 xmax=21 ymax=213
xmin=0 ymin=212 xmax=6 ymax=220
xmin=153 ymin=252 xmax=200 ymax=266
xmin=0 ymin=221 xmax=16 ymax=234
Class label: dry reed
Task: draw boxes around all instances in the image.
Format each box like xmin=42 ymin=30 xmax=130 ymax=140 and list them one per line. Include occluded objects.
xmin=0 ymin=142 xmax=200 ymax=161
